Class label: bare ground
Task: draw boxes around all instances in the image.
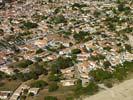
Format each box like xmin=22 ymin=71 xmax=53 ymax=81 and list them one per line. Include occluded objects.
xmin=83 ymin=79 xmax=133 ymax=100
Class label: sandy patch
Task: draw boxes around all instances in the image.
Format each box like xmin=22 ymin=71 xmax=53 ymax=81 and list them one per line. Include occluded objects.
xmin=84 ymin=79 xmax=133 ymax=100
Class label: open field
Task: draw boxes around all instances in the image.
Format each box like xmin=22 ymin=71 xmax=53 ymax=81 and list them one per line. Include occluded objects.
xmin=0 ymin=80 xmax=22 ymax=91
xmin=26 ymin=86 xmax=75 ymax=100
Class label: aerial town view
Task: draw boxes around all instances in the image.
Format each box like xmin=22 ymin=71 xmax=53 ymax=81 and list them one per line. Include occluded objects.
xmin=0 ymin=0 xmax=132 ymax=100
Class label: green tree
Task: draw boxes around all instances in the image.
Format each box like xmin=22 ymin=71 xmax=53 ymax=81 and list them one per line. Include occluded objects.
xmin=85 ymin=82 xmax=99 ymax=95
xmin=0 ymin=71 xmax=9 ymax=80
xmin=90 ymin=69 xmax=112 ymax=82
xmin=51 ymin=57 xmax=74 ymax=70
xmin=48 ymin=73 xmax=60 ymax=82
xmin=123 ymin=61 xmax=133 ymax=72
xmin=74 ymin=79 xmax=83 ymax=95
xmin=14 ymin=60 xmax=33 ymax=68
xmin=113 ymin=65 xmax=127 ymax=81
xmin=30 ymin=63 xmax=45 ymax=75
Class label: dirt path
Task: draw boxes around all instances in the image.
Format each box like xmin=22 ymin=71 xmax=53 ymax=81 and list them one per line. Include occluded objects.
xmin=84 ymin=79 xmax=133 ymax=100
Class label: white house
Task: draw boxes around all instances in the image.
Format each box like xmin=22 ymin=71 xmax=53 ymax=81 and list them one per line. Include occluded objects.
xmin=60 ymin=79 xmax=77 ymax=86
xmin=28 ymin=88 xmax=40 ymax=95
xmin=0 ymin=91 xmax=12 ymax=100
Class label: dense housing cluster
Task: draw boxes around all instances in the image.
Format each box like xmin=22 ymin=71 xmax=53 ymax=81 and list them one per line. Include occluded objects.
xmin=0 ymin=0 xmax=132 ymax=100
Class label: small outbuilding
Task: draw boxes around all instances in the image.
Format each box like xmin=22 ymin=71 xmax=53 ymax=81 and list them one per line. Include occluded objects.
xmin=28 ymin=88 xmax=40 ymax=95
xmin=60 ymin=79 xmax=77 ymax=86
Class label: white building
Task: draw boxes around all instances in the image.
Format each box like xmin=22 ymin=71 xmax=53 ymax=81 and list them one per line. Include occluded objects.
xmin=60 ymin=79 xmax=77 ymax=86
xmin=28 ymin=88 xmax=40 ymax=95
xmin=0 ymin=91 xmax=12 ymax=100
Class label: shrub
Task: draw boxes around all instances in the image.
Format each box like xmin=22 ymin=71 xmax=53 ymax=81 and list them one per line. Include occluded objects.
xmin=20 ymin=95 xmax=26 ymax=100
xmin=90 ymin=69 xmax=113 ymax=82
xmin=44 ymin=96 xmax=58 ymax=100
xmin=85 ymin=82 xmax=99 ymax=95
xmin=20 ymin=21 xmax=38 ymax=30
xmin=71 ymin=48 xmax=81 ymax=54
xmin=74 ymin=80 xmax=99 ymax=96
xmin=48 ymin=82 xmax=59 ymax=92
xmin=113 ymin=65 xmax=127 ymax=81
xmin=73 ymin=31 xmax=89 ymax=42
xmin=28 ymin=92 xmax=34 ymax=96
xmin=104 ymin=81 xmax=113 ymax=88
xmin=65 ymin=97 xmax=74 ymax=100
xmin=0 ymin=82 xmax=5 ymax=87
xmin=123 ymin=61 xmax=133 ymax=72
xmin=50 ymin=15 xmax=66 ymax=24
xmin=31 ymin=80 xmax=48 ymax=89
xmin=30 ymin=63 xmax=46 ymax=75
xmin=36 ymin=48 xmax=44 ymax=54
xmin=0 ymin=71 xmax=9 ymax=80
xmin=48 ymin=74 xmax=60 ymax=82
xmin=50 ymin=57 xmax=74 ymax=70
xmin=14 ymin=60 xmax=33 ymax=68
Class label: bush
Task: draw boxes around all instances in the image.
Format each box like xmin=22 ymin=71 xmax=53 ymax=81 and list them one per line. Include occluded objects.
xmin=48 ymin=82 xmax=59 ymax=92
xmin=23 ymin=89 xmax=28 ymax=94
xmin=28 ymin=92 xmax=34 ymax=96
xmin=74 ymin=80 xmax=99 ymax=96
xmin=12 ymin=72 xmax=37 ymax=81
xmin=36 ymin=48 xmax=44 ymax=54
xmin=71 ymin=48 xmax=81 ymax=54
xmin=20 ymin=95 xmax=26 ymax=100
xmin=123 ymin=61 xmax=133 ymax=72
xmin=125 ymin=44 xmax=132 ymax=53
xmin=65 ymin=97 xmax=74 ymax=100
xmin=118 ymin=3 xmax=125 ymax=11
xmin=74 ymin=79 xmax=83 ymax=95
xmin=50 ymin=57 xmax=74 ymax=70
xmin=50 ymin=15 xmax=66 ymax=24
xmin=0 ymin=82 xmax=5 ymax=87
xmin=113 ymin=65 xmax=127 ymax=81
xmin=71 ymin=3 xmax=87 ymax=9
xmin=20 ymin=21 xmax=38 ymax=30
xmin=44 ymin=96 xmax=58 ymax=100
xmin=30 ymin=63 xmax=46 ymax=75
xmin=73 ymin=31 xmax=89 ymax=42
xmin=35 ymin=57 xmax=42 ymax=62
xmin=103 ymin=61 xmax=111 ymax=69
xmin=0 ymin=71 xmax=9 ymax=80
xmin=20 ymin=31 xmax=32 ymax=36
xmin=85 ymin=82 xmax=99 ymax=95
xmin=48 ymin=73 xmax=60 ymax=82
xmin=104 ymin=81 xmax=113 ymax=88
xmin=14 ymin=60 xmax=33 ymax=68
xmin=90 ymin=69 xmax=113 ymax=82
xmin=31 ymin=80 xmax=48 ymax=89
